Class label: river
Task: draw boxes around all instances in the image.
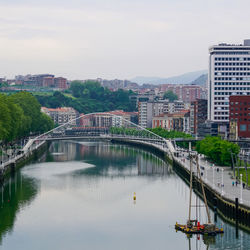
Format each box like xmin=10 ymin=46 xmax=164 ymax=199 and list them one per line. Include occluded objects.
xmin=0 ymin=141 xmax=249 ymax=250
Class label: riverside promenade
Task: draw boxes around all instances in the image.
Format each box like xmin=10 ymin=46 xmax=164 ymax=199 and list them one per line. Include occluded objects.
xmin=125 ymin=138 xmax=250 ymax=210
xmin=0 ymin=139 xmax=46 ymax=175
xmin=174 ymin=150 xmax=250 ymax=207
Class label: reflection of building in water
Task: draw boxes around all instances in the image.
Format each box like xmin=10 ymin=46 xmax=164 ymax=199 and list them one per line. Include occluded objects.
xmin=93 ymin=144 xmax=137 ymax=160
xmin=50 ymin=142 xmax=77 ymax=161
xmin=137 ymin=153 xmax=170 ymax=175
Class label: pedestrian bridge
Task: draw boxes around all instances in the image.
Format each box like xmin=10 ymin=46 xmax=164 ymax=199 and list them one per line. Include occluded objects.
xmin=22 ymin=112 xmax=178 ymax=156
xmin=23 ymin=111 xmax=250 ymax=154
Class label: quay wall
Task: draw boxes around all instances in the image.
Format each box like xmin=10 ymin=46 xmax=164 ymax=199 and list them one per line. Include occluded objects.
xmin=0 ymin=141 xmax=49 ymax=183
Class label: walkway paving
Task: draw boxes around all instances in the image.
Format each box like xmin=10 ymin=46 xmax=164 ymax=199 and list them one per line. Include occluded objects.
xmin=175 ymin=150 xmax=250 ymax=207
xmin=0 ymin=140 xmax=45 ymax=170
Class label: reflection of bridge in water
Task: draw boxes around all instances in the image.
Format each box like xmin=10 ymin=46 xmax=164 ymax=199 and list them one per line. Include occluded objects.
xmin=48 ymin=141 xmax=173 ymax=177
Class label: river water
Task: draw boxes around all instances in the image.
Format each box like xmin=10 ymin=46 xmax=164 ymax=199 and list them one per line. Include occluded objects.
xmin=0 ymin=141 xmax=249 ymax=250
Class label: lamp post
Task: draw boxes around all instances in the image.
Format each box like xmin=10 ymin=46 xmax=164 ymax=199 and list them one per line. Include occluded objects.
xmin=240 ymin=174 xmax=243 ymax=204
xmin=205 ymin=166 xmax=207 ymax=182
xmin=213 ymin=164 xmax=215 ymax=188
xmin=221 ymin=168 xmax=224 ymax=196
xmin=1 ymin=146 xmax=3 ymax=167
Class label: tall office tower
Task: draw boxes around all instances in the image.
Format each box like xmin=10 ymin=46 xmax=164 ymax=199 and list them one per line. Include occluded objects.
xmin=208 ymin=39 xmax=250 ymax=123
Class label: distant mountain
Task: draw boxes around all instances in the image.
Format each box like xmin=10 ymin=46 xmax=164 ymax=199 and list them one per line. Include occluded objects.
xmin=131 ymin=70 xmax=208 ymax=85
xmin=189 ymin=73 xmax=208 ymax=86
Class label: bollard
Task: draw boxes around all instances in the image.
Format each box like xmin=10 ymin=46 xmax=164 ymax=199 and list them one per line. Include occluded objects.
xmin=235 ymin=197 xmax=239 ymax=238
xmin=213 ymin=197 xmax=217 ymax=223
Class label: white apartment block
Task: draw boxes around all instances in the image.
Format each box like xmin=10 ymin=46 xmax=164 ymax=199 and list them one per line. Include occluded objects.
xmin=138 ymin=102 xmax=154 ymax=128
xmin=138 ymin=101 xmax=165 ymax=128
xmin=208 ymin=39 xmax=250 ymax=123
xmin=138 ymin=100 xmax=188 ymax=128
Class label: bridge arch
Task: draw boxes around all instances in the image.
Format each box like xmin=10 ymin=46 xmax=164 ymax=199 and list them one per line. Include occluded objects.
xmin=34 ymin=112 xmax=168 ymax=143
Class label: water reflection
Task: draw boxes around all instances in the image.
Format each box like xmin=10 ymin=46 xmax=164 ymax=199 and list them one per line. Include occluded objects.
xmin=47 ymin=141 xmax=173 ymax=177
xmin=0 ymin=141 xmax=249 ymax=250
xmin=0 ymin=172 xmax=38 ymax=245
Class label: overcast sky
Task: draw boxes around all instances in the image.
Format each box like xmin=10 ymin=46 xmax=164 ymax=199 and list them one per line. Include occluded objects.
xmin=0 ymin=0 xmax=249 ymax=80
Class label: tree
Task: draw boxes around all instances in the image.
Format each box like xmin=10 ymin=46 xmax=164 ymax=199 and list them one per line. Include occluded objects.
xmin=38 ymin=113 xmax=54 ymax=133
xmin=0 ymin=92 xmax=54 ymax=143
xmin=196 ymin=136 xmax=240 ymax=166
xmin=0 ymin=95 xmax=11 ymax=141
xmin=70 ymin=80 xmax=85 ymax=98
xmin=10 ymin=92 xmax=41 ymax=132
xmin=163 ymin=90 xmax=178 ymax=102
xmin=35 ymin=81 xmax=137 ymax=114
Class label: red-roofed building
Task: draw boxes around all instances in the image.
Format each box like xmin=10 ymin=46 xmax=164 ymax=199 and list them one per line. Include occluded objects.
xmin=41 ymin=107 xmax=78 ymax=125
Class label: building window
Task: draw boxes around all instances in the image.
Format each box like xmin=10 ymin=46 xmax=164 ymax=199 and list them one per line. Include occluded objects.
xmin=240 ymin=124 xmax=247 ymax=131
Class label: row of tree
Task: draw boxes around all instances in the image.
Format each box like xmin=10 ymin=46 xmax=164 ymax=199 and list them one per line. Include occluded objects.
xmin=148 ymin=127 xmax=192 ymax=139
xmin=36 ymin=81 xmax=137 ymax=114
xmin=0 ymin=92 xmax=54 ymax=143
xmin=196 ymin=136 xmax=240 ymax=166
xmin=109 ymin=127 xmax=192 ymax=147
xmin=109 ymin=127 xmax=155 ymax=138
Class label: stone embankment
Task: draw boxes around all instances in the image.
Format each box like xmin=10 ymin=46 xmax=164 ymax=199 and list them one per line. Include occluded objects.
xmin=0 ymin=140 xmax=48 ymax=181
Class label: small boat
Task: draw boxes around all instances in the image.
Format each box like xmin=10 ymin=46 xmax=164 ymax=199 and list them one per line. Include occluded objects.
xmin=175 ymin=222 xmax=223 ymax=236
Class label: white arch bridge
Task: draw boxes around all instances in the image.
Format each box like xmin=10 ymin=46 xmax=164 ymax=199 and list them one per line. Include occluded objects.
xmin=22 ymin=111 xmax=250 ymax=157
xmin=23 ymin=112 xmax=177 ymax=157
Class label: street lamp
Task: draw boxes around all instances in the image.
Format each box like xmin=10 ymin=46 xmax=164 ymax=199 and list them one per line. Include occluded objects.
xmin=1 ymin=146 xmax=3 ymax=167
xmin=212 ymin=164 xmax=215 ymax=188
xmin=221 ymin=168 xmax=224 ymax=196
xmin=205 ymin=165 xmax=207 ymax=182
xmin=240 ymin=174 xmax=243 ymax=204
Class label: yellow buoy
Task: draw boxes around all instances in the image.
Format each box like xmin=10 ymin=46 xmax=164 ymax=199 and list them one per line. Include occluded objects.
xmin=133 ymin=192 xmax=136 ymax=201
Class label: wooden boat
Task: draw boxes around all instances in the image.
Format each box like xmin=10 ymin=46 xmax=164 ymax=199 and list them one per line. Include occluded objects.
xmin=175 ymin=222 xmax=223 ymax=236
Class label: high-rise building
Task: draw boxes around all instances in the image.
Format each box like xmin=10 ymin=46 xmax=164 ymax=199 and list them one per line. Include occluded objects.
xmin=208 ymin=39 xmax=250 ymax=123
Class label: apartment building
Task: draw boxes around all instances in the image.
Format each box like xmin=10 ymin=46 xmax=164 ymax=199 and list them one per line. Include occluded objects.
xmin=54 ymin=77 xmax=68 ymax=89
xmin=160 ymin=84 xmax=201 ymax=102
xmin=138 ymin=100 xmax=190 ymax=128
xmin=81 ymin=110 xmax=134 ymax=128
xmin=15 ymin=74 xmax=68 ymax=89
xmin=41 ymin=107 xmax=78 ymax=125
xmin=190 ymin=99 xmax=208 ymax=135
xmin=138 ymin=101 xmax=165 ymax=128
xmin=164 ymin=100 xmax=190 ymax=114
xmin=152 ymin=110 xmax=190 ymax=133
